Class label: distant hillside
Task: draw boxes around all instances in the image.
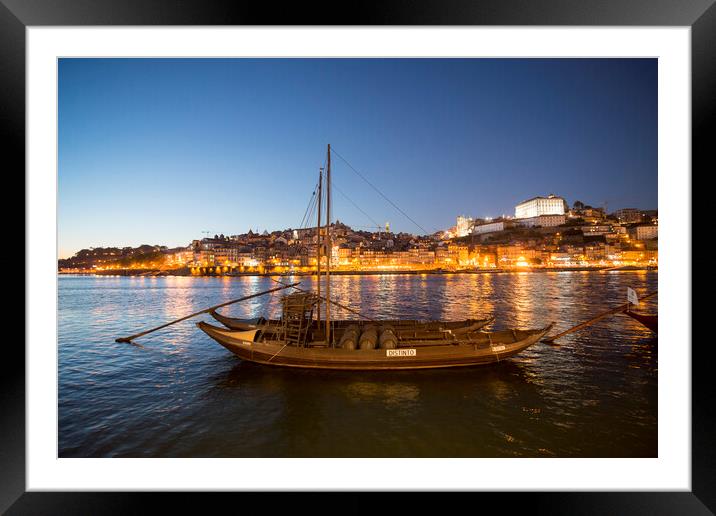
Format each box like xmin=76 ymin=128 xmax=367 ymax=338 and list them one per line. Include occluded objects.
xmin=58 ymin=244 xmax=181 ymax=270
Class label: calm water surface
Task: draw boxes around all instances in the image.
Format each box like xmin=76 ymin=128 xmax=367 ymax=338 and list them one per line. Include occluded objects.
xmin=59 ymin=272 xmax=657 ymax=457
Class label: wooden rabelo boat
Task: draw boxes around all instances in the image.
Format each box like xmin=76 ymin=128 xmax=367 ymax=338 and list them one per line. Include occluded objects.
xmin=622 ymin=309 xmax=658 ymax=333
xmin=195 ymin=144 xmax=553 ymax=370
xmin=197 ymin=316 xmax=553 ymax=371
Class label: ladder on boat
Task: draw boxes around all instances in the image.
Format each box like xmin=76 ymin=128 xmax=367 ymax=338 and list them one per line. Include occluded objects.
xmin=280 ymin=292 xmax=319 ymax=347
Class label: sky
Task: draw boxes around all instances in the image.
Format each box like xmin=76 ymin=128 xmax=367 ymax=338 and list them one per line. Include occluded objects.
xmin=58 ymin=58 xmax=657 ymax=258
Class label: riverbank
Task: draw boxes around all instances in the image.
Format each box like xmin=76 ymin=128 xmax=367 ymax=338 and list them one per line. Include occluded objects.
xmin=60 ymin=265 xmax=657 ymax=277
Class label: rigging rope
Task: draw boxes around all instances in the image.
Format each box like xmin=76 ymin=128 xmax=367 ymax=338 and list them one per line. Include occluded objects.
xmin=331 ymin=147 xmax=431 ymax=235
xmin=300 ymin=156 xmax=327 ymax=230
xmin=267 ymin=341 xmax=290 ymax=362
xmin=298 ymin=181 xmax=319 ymax=229
xmin=328 ymin=175 xmax=382 ymax=230
xmin=303 ymin=191 xmax=318 ymax=230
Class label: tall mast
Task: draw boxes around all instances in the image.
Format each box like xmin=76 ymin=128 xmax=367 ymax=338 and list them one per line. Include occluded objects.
xmin=325 ymin=144 xmax=332 ymax=346
xmin=316 ymin=167 xmax=323 ymax=324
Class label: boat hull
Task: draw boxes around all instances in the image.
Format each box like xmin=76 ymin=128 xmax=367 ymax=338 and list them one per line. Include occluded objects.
xmin=197 ymin=321 xmax=553 ymax=370
xmin=622 ymin=310 xmax=658 ymax=333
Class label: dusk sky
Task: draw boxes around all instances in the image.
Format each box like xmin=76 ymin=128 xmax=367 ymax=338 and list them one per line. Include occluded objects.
xmin=58 ymin=58 xmax=657 ymax=258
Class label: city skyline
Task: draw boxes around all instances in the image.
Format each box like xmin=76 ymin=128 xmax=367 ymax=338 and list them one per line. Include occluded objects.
xmin=59 ymin=58 xmax=657 ymax=258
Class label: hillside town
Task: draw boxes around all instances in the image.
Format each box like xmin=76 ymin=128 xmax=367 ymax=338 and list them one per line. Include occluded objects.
xmin=58 ymin=195 xmax=658 ymax=275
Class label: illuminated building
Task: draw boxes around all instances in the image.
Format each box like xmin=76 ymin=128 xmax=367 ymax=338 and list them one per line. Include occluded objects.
xmin=581 ymin=225 xmax=612 ymax=235
xmin=455 ymin=215 xmax=474 ymax=237
xmin=515 ymin=194 xmax=566 ymax=219
xmin=571 ymin=206 xmax=606 ymax=223
xmin=472 ymin=221 xmax=506 ymax=235
xmin=516 ymin=214 xmax=566 ymax=228
xmin=448 ymin=244 xmax=469 ymax=266
xmin=614 ymin=208 xmax=644 ymax=223
xmin=628 ymin=224 xmax=658 ymax=241
xmin=497 ymin=244 xmax=535 ymax=266
xmin=409 ymin=248 xmax=435 ymax=265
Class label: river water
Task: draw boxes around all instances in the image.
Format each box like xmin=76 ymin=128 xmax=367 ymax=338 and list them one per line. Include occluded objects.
xmin=58 ymin=271 xmax=657 ymax=458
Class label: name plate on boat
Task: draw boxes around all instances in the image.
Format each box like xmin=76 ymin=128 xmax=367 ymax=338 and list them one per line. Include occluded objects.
xmin=491 ymin=345 xmax=506 ymax=352
xmin=386 ymin=349 xmax=416 ymax=357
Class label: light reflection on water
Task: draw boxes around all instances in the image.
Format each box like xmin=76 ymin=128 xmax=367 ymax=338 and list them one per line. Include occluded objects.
xmin=59 ymin=272 xmax=657 ymax=458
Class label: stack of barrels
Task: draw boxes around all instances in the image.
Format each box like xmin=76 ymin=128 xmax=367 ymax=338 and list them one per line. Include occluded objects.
xmin=338 ymin=324 xmax=398 ymax=350
xmin=338 ymin=324 xmax=360 ymax=350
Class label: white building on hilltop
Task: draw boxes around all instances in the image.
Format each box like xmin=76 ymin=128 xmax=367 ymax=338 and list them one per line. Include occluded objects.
xmin=515 ymin=194 xmax=566 ymax=219
xmin=455 ymin=215 xmax=474 ymax=237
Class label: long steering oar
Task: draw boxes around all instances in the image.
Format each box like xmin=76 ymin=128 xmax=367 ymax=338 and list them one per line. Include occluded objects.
xmin=542 ymin=290 xmax=657 ymax=344
xmin=116 ymin=282 xmax=300 ymax=343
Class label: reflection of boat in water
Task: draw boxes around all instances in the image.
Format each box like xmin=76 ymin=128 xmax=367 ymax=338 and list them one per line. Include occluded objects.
xmin=622 ymin=309 xmax=657 ymax=333
xmin=196 ymin=144 xmax=553 ymax=370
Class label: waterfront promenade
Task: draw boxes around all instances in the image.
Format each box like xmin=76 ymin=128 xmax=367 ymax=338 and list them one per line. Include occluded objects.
xmin=60 ymin=265 xmax=657 ymax=277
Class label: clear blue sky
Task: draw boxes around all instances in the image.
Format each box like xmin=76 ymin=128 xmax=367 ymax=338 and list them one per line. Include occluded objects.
xmin=58 ymin=58 xmax=657 ymax=258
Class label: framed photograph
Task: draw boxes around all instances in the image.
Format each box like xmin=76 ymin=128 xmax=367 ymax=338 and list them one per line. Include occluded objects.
xmin=7 ymin=0 xmax=709 ymax=512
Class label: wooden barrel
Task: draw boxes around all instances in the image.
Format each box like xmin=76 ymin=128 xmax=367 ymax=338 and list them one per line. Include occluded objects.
xmin=339 ymin=325 xmax=360 ymax=350
xmin=358 ymin=325 xmax=378 ymax=350
xmin=379 ymin=326 xmax=398 ymax=349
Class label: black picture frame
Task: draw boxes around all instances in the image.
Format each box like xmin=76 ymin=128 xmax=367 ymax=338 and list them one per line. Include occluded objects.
xmin=5 ymin=0 xmax=708 ymax=513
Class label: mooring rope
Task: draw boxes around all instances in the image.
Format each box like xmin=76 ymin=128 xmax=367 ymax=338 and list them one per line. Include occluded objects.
xmin=267 ymin=341 xmax=290 ymax=362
